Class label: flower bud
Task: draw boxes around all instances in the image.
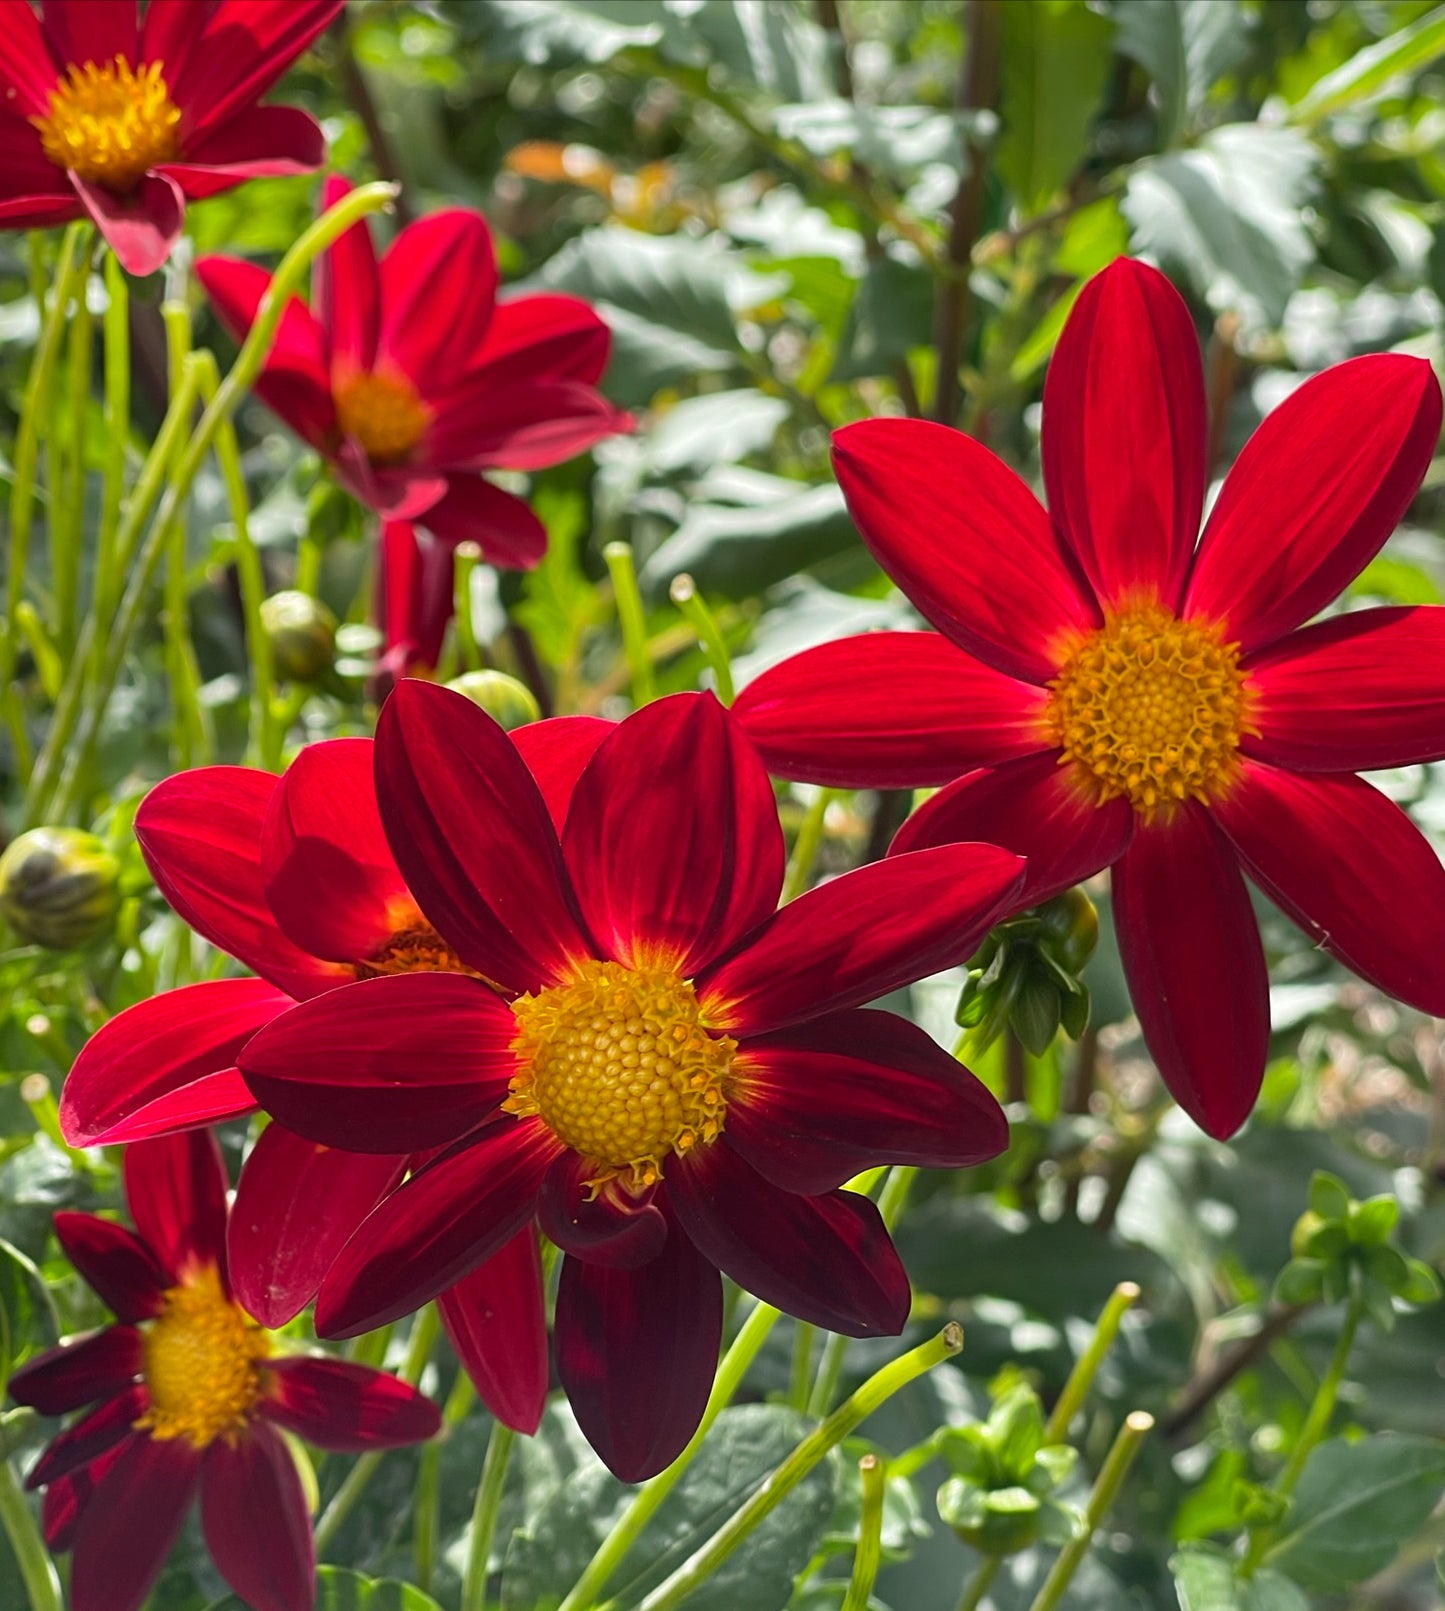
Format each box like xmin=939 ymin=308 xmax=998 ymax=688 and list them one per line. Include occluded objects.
xmin=0 ymin=827 xmax=121 ymax=950
xmin=261 ymin=590 xmax=337 ymax=683
xmin=445 ymin=670 xmax=541 ymax=731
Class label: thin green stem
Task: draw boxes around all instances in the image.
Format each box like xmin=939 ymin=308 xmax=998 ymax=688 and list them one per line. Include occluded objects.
xmin=669 ymin=573 xmax=735 ymax=703
xmin=53 ymin=264 xmax=94 ymax=658
xmin=415 ymin=1371 xmax=475 ymax=1592
xmin=93 ymin=251 xmax=130 ymax=688
xmin=843 ymin=1454 xmax=887 ymax=1611
xmin=0 ymin=1460 xmax=62 ymax=1611
xmin=560 ymin=1299 xmax=782 ymax=1611
xmin=955 ymin=1556 xmax=1001 ymax=1611
xmin=603 ymin=540 xmax=655 ymax=706
xmin=781 ymin=788 xmax=837 ymax=903
xmin=453 ymin=541 xmax=485 ymax=674
xmin=1043 ymin=1281 xmax=1141 ymax=1445
xmin=461 ymin=1421 xmax=516 ymax=1611
xmin=790 ymin=1321 xmax=817 ymax=1413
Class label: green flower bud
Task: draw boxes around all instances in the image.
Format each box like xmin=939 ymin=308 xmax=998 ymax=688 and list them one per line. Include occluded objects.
xmin=938 ymin=1479 xmax=1042 ymax=1555
xmin=1034 ymin=886 xmax=1099 ymax=973
xmin=261 ymin=590 xmax=337 ymax=683
xmin=0 ymin=827 xmax=121 ymax=950
xmin=445 ymin=670 xmax=542 ymax=731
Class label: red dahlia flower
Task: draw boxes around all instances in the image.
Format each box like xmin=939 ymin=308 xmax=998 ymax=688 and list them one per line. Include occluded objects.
xmin=196 ymin=176 xmax=631 ymax=569
xmin=8 ymin=1130 xmax=440 ymax=1611
xmin=0 ymin=0 xmax=341 ymax=275
xmin=734 ymin=256 xmax=1445 ymax=1141
xmin=235 ymin=683 xmax=1021 ymax=1480
xmin=59 ymin=722 xmax=609 ymax=1431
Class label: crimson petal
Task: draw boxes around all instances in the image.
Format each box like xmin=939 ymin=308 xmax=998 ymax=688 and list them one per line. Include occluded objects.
xmin=473 ymin=293 xmax=611 ymax=386
xmin=419 ymin=476 xmax=549 ymax=569
xmin=511 ymin=716 xmax=613 ymax=834
xmin=41 ymin=1439 xmax=131 ymax=1552
xmin=424 ymin=377 xmax=630 ymax=472
xmin=53 ymin=1212 xmax=168 ymax=1323
xmin=124 ymin=1130 xmax=230 ymax=1285
xmin=0 ymin=2 xmax=57 ymax=117
xmin=159 ymin=106 xmax=326 ymax=198
xmin=200 ymin=1423 xmax=313 ymax=1611
xmin=538 ymin=1154 xmax=668 ymax=1269
xmin=70 ymin=1435 xmax=201 ymax=1611
xmin=380 ymin=210 xmax=499 ymax=393
xmin=437 ymin=1229 xmax=550 ymax=1435
xmin=44 ymin=0 xmax=137 ymax=67
xmin=313 ymin=175 xmax=380 ymax=373
xmin=8 ymin=1327 xmax=143 ymax=1416
xmin=73 ymin=171 xmax=184 ymax=278
xmin=27 ymin=1387 xmax=149 ymax=1490
xmin=263 ymin=1356 xmax=440 ymax=1451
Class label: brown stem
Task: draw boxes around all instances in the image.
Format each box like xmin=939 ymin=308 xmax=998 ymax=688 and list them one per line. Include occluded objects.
xmin=1161 ymin=1304 xmax=1313 ymax=1441
xmin=332 ymin=10 xmax=416 ymax=226
xmin=814 ymin=0 xmax=854 ymax=99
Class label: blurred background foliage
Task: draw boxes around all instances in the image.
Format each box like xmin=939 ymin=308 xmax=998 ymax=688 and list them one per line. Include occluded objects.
xmin=9 ymin=2 xmax=1445 ymax=1608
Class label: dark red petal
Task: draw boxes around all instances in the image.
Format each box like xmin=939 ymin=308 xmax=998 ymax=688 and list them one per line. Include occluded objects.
xmin=734 ymin=631 xmax=1048 ymax=789
xmin=59 ymin=978 xmax=281 ymax=1147
xmin=124 ymin=1130 xmax=230 ymax=1284
xmin=7 ymin=1327 xmax=144 ymax=1416
xmin=472 ymin=293 xmax=611 ymax=386
xmin=260 ymin=737 xmax=412 ymax=966
xmin=200 ymin=1422 xmax=313 ymax=1611
xmin=831 ymin=418 xmax=1100 ymax=683
xmin=1214 ymin=763 xmax=1445 ymax=1016
xmin=313 ymin=174 xmax=380 ymax=373
xmin=228 ymin=1127 xmax=406 ymax=1327
xmin=263 ymin=1356 xmax=440 ymax=1451
xmin=336 ymin=446 xmax=448 ymax=520
xmin=555 ymin=1227 xmax=721 ymax=1483
xmin=891 ymin=750 xmax=1133 ymax=904
xmin=239 ymin=974 xmax=518 ymax=1154
xmin=27 ymin=1387 xmax=149 ymax=1490
xmin=423 ymin=377 xmax=630 ymax=472
xmin=511 ymin=716 xmax=613 ymax=834
xmin=70 ymin=1434 xmax=200 ymax=1611
xmin=1186 ymin=355 xmax=1443 ymax=651
xmin=1043 ymin=259 xmax=1205 ymax=613
xmin=53 ymin=1213 xmax=168 ymax=1323
xmin=1244 ymin=605 xmax=1445 ymax=771
xmin=563 ymin=693 xmax=784 ymax=973
xmin=538 ymin=1155 xmax=668 ymax=1269
xmin=698 ymin=842 xmax=1025 ymax=1034
xmin=0 ymin=3 xmax=58 ymax=117
xmin=375 ymin=679 xmax=592 ymax=992
xmin=669 ymin=1145 xmax=909 ymax=1336
xmin=380 ymin=210 xmax=499 ymax=392
xmin=437 ymin=1229 xmax=549 ymax=1435
xmin=135 ymin=767 xmax=346 ymax=998
xmin=43 ymin=0 xmax=137 ymax=69
xmin=419 ymin=476 xmax=549 ymax=570
xmin=376 ymin=520 xmax=452 ymax=678
xmin=73 ymin=171 xmax=184 ymax=278
xmin=315 ymin=1119 xmax=560 ymax=1338
xmin=41 ymin=1439 xmax=131 ymax=1552
xmin=1113 ymin=806 xmax=1269 ymax=1140
xmin=159 ymin=106 xmax=325 ymax=196
xmin=727 ymin=1008 xmax=1008 ymax=1194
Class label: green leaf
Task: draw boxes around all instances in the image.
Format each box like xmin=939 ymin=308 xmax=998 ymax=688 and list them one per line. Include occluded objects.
xmin=1347 ymin=1195 xmax=1400 ymax=1245
xmin=1267 ymin=1434 xmax=1445 ymax=1589
xmin=0 ymin=1237 xmax=58 ymax=1390
xmin=644 ymin=391 xmax=791 ymax=478
xmin=1307 ymin=1171 xmax=1351 ymax=1224
xmin=773 ymin=102 xmax=967 ymax=183
xmin=1170 ymin=1548 xmax=1310 ymax=1611
xmin=1113 ymin=0 xmax=1249 ymax=147
xmin=830 ymin=254 xmax=933 ymax=383
xmin=467 ymin=0 xmax=665 ymax=66
xmin=1290 ymin=5 xmax=1445 ymax=124
xmin=208 ymin=1565 xmax=443 ymax=1611
xmin=995 ymin=0 xmax=1116 ymax=215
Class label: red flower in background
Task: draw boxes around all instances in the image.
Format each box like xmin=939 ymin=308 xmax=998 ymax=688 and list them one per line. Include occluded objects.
xmin=237 ymin=683 xmax=1019 ymax=1481
xmin=59 ymin=722 xmax=610 ymax=1433
xmin=0 ymin=0 xmax=341 ymax=275
xmin=196 ymin=176 xmax=631 ymax=577
xmin=8 ymin=1130 xmax=439 ymax=1611
xmin=375 ymin=518 xmax=460 ymax=684
xmin=735 ymin=256 xmax=1445 ymax=1140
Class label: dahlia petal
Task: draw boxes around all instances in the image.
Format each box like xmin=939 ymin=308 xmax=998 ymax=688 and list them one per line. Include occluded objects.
xmin=228 ymin=1126 xmax=406 ymax=1327
xmin=831 ymin=417 xmax=1100 ymax=683
xmin=70 ymin=1434 xmax=200 ymax=1611
xmin=260 ymin=736 xmax=412 ymax=966
xmin=263 ymin=1356 xmax=441 ymax=1451
xmin=72 ymin=170 xmax=184 ymax=278
xmin=555 ymin=1228 xmax=722 ymax=1483
xmin=0 ymin=113 xmax=74 ymax=202
xmin=669 ymin=1144 xmax=909 ymax=1336
xmin=53 ymin=1212 xmax=168 ymax=1323
xmin=0 ymin=3 xmax=58 ymax=117
xmin=374 ymin=679 xmax=592 ymax=992
xmin=27 ymin=1387 xmax=149 ymax=1490
xmin=200 ymin=1422 xmax=313 ymax=1611
xmin=336 ymin=443 xmax=449 ymax=521
xmin=313 ymin=174 xmax=380 ymax=372
xmin=135 ymin=767 xmax=346 ymax=998
xmin=315 ymin=1118 xmax=560 ymax=1338
xmin=239 ymin=974 xmax=518 ymax=1154
xmin=436 ymin=1229 xmax=549 ymax=1435
xmin=727 ymin=1008 xmax=1008 ymax=1194
xmin=1112 ymin=805 xmax=1269 ymax=1139
xmin=159 ymin=106 xmax=325 ymax=198
xmin=1043 ymin=258 xmax=1206 ymax=612
xmin=0 ymin=190 xmax=81 ymax=227
xmin=7 ymin=1326 xmax=144 ymax=1416
xmin=1185 ymin=355 xmax=1444 ymax=651
xmin=43 ymin=0 xmax=137 ymax=74
xmin=538 ymin=1155 xmax=668 ymax=1269
xmin=376 ymin=520 xmax=452 ymax=678
xmin=511 ymin=716 xmax=613 ymax=834
xmin=1244 ymin=605 xmax=1445 ymax=771
xmin=733 ymin=631 xmax=1049 ymax=788
xmin=41 ymin=1439 xmax=131 ymax=1552
xmin=1214 ymin=763 xmax=1445 ymax=1016
xmin=473 ymin=293 xmax=612 ymax=386
xmin=563 ymin=693 xmax=784 ymax=973
xmin=420 ymin=476 xmax=549 ymax=570
xmin=379 ymin=209 xmax=499 ymax=393
xmin=124 ymin=1130 xmax=230 ymax=1286
xmin=59 ymin=978 xmax=280 ymax=1147
xmin=698 ymin=842 xmax=1025 ymax=1034
xmin=424 ymin=376 xmax=630 ymax=472
xmin=890 ymin=749 xmax=1133 ymax=904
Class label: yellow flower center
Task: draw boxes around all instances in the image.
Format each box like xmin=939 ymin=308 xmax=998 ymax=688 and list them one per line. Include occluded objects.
xmin=333 ymin=370 xmax=431 ymax=463
xmin=505 ymin=959 xmax=735 ymax=1193
xmin=33 ymin=58 xmax=182 ymax=193
xmin=135 ymin=1266 xmax=270 ymax=1450
xmin=353 ymin=921 xmax=486 ymax=981
xmin=1046 ymin=606 xmax=1254 ymax=821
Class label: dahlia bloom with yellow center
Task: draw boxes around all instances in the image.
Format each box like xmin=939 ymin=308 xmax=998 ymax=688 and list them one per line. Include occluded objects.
xmin=8 ymin=1131 xmax=438 ymax=1611
xmin=735 ymin=255 xmax=1445 ymax=1141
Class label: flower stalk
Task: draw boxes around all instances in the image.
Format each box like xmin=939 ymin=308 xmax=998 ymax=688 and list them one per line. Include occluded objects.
xmin=669 ymin=573 xmax=735 ymax=704
xmin=842 ymin=1453 xmax=888 ymax=1611
xmin=604 ymin=540 xmax=656 ymax=705
xmin=461 ymin=1420 xmax=516 ymax=1611
xmin=1044 ymin=1281 xmax=1140 ymax=1445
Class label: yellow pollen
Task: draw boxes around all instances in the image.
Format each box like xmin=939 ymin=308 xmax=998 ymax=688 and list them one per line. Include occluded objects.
xmin=1046 ymin=605 xmax=1255 ymax=821
xmin=33 ymin=58 xmax=181 ymax=193
xmin=333 ymin=370 xmax=431 ymax=463
xmin=354 ymin=922 xmax=486 ymax=980
xmin=135 ymin=1266 xmax=270 ymax=1450
xmin=505 ymin=959 xmax=735 ymax=1193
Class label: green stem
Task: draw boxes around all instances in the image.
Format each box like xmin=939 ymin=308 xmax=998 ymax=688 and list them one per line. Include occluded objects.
xmin=1043 ymin=1281 xmax=1141 ymax=1445
xmin=781 ymin=788 xmax=837 ymax=903
xmin=668 ymin=573 xmax=735 ymax=704
xmin=453 ymin=541 xmax=485 ymax=674
xmin=53 ymin=262 xmax=94 ymax=659
xmin=843 ymin=1454 xmax=887 ymax=1611
xmin=1025 ymin=1412 xmax=1153 ymax=1611
xmin=638 ymin=1325 xmax=965 ymax=1611
xmin=93 ymin=251 xmax=130 ymax=688
xmin=415 ymin=1371 xmax=475 ymax=1592
xmin=461 ymin=1421 xmax=516 ymax=1611
xmin=790 ymin=1321 xmax=816 ymax=1413
xmin=0 ymin=1461 xmax=61 ymax=1611
xmin=560 ymin=1299 xmax=782 ymax=1611
xmin=603 ymin=540 xmax=655 ymax=706
xmin=955 ymin=1556 xmax=1001 ymax=1611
